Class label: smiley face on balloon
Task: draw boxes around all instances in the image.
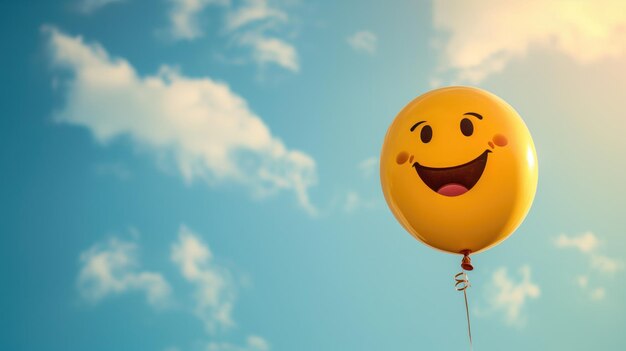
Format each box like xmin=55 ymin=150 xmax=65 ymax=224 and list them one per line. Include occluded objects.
xmin=380 ymin=86 xmax=538 ymax=256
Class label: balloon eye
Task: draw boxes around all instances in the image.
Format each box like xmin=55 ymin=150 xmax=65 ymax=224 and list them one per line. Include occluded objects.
xmin=460 ymin=118 xmax=473 ymax=136
xmin=420 ymin=125 xmax=432 ymax=143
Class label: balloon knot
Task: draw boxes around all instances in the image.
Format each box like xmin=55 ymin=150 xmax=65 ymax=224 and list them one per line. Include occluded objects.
xmin=460 ymin=250 xmax=474 ymax=271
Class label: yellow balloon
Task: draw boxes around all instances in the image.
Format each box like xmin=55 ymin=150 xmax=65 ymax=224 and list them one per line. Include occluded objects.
xmin=380 ymin=86 xmax=538 ymax=256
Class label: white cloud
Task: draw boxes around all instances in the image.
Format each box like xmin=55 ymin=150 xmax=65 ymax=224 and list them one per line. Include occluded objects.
xmin=576 ymin=275 xmax=607 ymax=302
xmin=168 ymin=0 xmax=227 ymax=40
xmin=554 ymin=232 xmax=621 ymax=301
xmin=358 ymin=157 xmax=378 ymax=178
xmin=343 ymin=191 xmax=360 ymax=213
xmin=239 ymin=33 xmax=299 ymax=72
xmin=207 ymin=335 xmax=270 ymax=351
xmin=78 ymin=227 xmax=270 ymax=348
xmin=45 ymin=27 xmax=317 ymax=214
xmin=165 ymin=0 xmax=299 ymax=72
xmin=246 ymin=336 xmax=269 ymax=351
xmin=226 ymin=0 xmax=287 ymax=31
xmin=342 ymin=191 xmax=374 ymax=213
xmin=485 ymin=266 xmax=540 ymax=326
xmin=227 ymin=1 xmax=299 ymax=72
xmin=433 ymin=0 xmax=626 ymax=82
xmin=554 ymin=232 xmax=622 ymax=274
xmin=339 ymin=158 xmax=379 ymax=213
xmin=77 ymin=0 xmax=124 ymax=14
xmin=78 ymin=237 xmax=171 ymax=307
xmin=590 ymin=254 xmax=623 ymax=274
xmin=347 ymin=31 xmax=377 ymax=54
xmin=554 ymin=232 xmax=598 ymax=253
xmin=171 ymin=225 xmax=236 ymax=332
xmin=590 ymin=288 xmax=606 ymax=301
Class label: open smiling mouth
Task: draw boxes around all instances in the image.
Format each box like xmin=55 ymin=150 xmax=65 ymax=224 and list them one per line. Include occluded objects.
xmin=412 ymin=150 xmax=491 ymax=197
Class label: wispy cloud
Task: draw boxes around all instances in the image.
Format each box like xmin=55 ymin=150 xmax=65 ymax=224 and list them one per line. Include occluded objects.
xmin=338 ymin=157 xmax=379 ymax=214
xmin=171 ymin=225 xmax=236 ymax=332
xmin=170 ymin=226 xmax=270 ymax=347
xmin=226 ymin=0 xmax=287 ymax=31
xmin=433 ymin=0 xmax=626 ymax=82
xmin=165 ymin=0 xmax=299 ymax=72
xmin=589 ymin=287 xmax=606 ymax=301
xmin=590 ymin=254 xmax=622 ymax=274
xmin=239 ymin=33 xmax=299 ymax=72
xmin=78 ymin=226 xmax=269 ymax=348
xmin=344 ymin=191 xmax=360 ymax=213
xmin=576 ymin=275 xmax=606 ymax=301
xmin=167 ymin=0 xmax=227 ymax=40
xmin=78 ymin=237 xmax=171 ymax=307
xmin=342 ymin=191 xmax=375 ymax=213
xmin=343 ymin=191 xmax=360 ymax=213
xmin=358 ymin=157 xmax=378 ymax=178
xmin=576 ymin=275 xmax=589 ymax=289
xmin=227 ymin=0 xmax=299 ymax=72
xmin=554 ymin=232 xmax=623 ymax=274
xmin=347 ymin=31 xmax=377 ymax=54
xmin=555 ymin=232 xmax=598 ymax=253
xmin=483 ymin=265 xmax=540 ymax=327
xmin=76 ymin=0 xmax=124 ymax=14
xmin=554 ymin=232 xmax=622 ymax=301
xmin=207 ymin=335 xmax=270 ymax=351
xmin=45 ymin=26 xmax=317 ymax=214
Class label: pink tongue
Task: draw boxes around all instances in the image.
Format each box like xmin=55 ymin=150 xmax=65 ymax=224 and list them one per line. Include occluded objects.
xmin=438 ymin=183 xmax=468 ymax=197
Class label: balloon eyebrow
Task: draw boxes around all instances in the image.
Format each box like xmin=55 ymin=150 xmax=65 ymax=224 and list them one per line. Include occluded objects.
xmin=410 ymin=121 xmax=426 ymax=132
xmin=463 ymin=112 xmax=483 ymax=120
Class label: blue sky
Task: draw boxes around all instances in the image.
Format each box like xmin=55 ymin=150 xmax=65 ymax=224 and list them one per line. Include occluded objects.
xmin=2 ymin=0 xmax=626 ymax=350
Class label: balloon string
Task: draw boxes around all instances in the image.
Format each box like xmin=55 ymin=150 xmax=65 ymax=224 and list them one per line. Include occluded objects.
xmin=454 ymin=272 xmax=473 ymax=351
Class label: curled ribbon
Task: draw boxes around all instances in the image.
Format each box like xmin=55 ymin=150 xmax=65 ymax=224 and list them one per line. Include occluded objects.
xmin=455 ymin=272 xmax=470 ymax=291
xmin=454 ymin=272 xmax=473 ymax=350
